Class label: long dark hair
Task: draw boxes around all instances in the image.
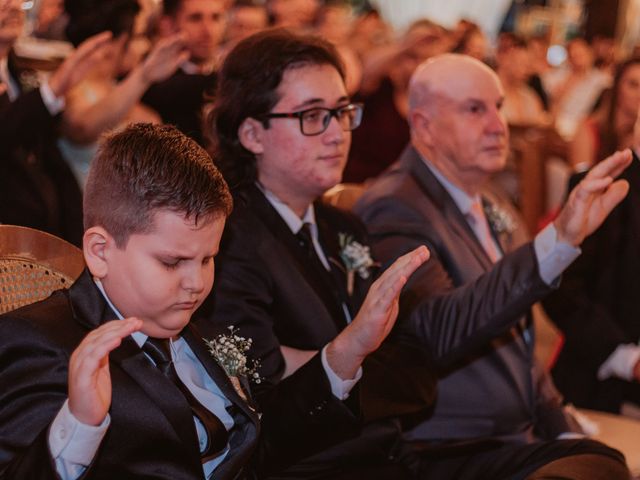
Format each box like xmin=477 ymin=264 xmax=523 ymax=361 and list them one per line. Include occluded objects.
xmin=205 ymin=28 xmax=345 ymax=189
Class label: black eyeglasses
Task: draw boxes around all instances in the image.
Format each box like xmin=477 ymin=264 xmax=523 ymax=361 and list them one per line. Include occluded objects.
xmin=261 ymin=103 xmax=364 ymax=136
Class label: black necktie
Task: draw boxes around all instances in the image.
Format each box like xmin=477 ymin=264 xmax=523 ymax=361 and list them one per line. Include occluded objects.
xmin=142 ymin=337 xmax=228 ymax=462
xmin=297 ymin=223 xmax=352 ymax=321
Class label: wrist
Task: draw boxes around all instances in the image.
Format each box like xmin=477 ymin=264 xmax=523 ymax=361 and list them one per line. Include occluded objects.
xmin=325 ymin=330 xmax=366 ymax=381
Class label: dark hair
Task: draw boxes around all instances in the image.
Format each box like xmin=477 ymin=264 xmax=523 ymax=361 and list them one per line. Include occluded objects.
xmin=64 ymin=0 xmax=140 ymax=46
xmin=162 ymin=0 xmax=183 ymax=17
xmin=84 ymin=123 xmax=233 ymax=247
xmin=595 ymin=57 xmax=640 ymax=159
xmin=205 ymin=28 xmax=345 ymax=189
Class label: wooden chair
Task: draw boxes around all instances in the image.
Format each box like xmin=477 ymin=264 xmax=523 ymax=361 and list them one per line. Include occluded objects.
xmin=0 ymin=225 xmax=84 ymax=314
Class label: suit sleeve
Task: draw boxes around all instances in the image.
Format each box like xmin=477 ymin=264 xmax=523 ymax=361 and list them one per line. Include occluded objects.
xmin=361 ymin=197 xmax=552 ymax=369
xmin=0 ymin=316 xmax=71 ymax=480
xmin=251 ymin=353 xmax=361 ymax=475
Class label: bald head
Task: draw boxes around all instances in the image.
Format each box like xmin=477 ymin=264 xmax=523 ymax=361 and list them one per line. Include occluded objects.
xmin=407 ymin=53 xmax=508 ymax=193
xmin=408 ymin=53 xmax=501 ymax=111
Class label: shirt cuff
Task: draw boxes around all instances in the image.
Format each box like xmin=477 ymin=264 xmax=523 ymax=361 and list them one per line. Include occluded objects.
xmin=39 ymin=80 xmax=65 ymax=116
xmin=597 ymin=344 xmax=640 ymax=381
xmin=48 ymin=399 xmax=110 ymax=465
xmin=320 ymin=345 xmax=362 ymax=400
xmin=533 ymin=223 xmax=581 ymax=285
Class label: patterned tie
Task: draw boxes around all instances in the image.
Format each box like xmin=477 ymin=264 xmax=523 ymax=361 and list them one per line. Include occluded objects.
xmin=467 ymin=200 xmax=501 ymax=263
xmin=142 ymin=337 xmax=228 ymax=462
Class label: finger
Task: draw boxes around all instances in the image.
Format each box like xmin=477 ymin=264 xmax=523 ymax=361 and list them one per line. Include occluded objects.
xmin=73 ymin=318 xmax=142 ymax=359
xmin=586 ymin=149 xmax=632 ymax=181
xmin=74 ymin=31 xmax=113 ymax=59
xmin=592 ymin=180 xmax=630 ymax=216
xmin=373 ymin=246 xmax=429 ymax=294
xmin=572 ymin=176 xmax=613 ymax=201
xmin=70 ymin=318 xmax=142 ymax=378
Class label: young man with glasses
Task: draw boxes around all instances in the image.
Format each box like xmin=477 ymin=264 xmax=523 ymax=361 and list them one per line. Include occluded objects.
xmin=199 ymin=29 xmax=630 ymax=479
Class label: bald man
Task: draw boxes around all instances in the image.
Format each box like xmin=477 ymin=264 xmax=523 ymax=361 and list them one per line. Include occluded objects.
xmin=355 ymin=54 xmax=631 ymax=479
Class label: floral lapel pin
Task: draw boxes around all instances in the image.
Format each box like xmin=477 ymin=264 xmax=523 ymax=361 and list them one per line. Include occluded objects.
xmin=203 ymin=326 xmax=262 ymax=402
xmin=338 ymin=233 xmax=376 ymax=295
xmin=483 ymin=203 xmax=518 ymax=236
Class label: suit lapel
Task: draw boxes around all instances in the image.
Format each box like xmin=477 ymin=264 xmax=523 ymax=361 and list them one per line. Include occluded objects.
xmin=243 ymin=186 xmax=348 ymax=330
xmin=404 ymin=149 xmax=494 ymax=270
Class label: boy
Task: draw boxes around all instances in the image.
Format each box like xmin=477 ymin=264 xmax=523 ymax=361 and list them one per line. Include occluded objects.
xmin=0 ymin=123 xmax=427 ymax=479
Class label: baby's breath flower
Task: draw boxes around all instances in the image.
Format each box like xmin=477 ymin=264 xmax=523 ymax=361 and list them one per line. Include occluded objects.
xmin=203 ymin=326 xmax=262 ymax=384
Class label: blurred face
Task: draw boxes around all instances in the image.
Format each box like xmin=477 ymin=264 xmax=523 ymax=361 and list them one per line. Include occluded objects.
xmin=99 ymin=210 xmax=224 ymax=338
xmin=225 ymin=5 xmax=267 ymax=44
xmin=269 ymin=0 xmax=319 ymax=29
xmin=418 ymin=62 xmax=508 ymax=190
xmin=617 ymin=64 xmax=640 ymax=118
xmin=463 ymin=31 xmax=487 ymax=61
xmin=170 ymin=0 xmax=225 ymax=64
xmin=253 ymin=64 xmax=351 ymax=207
xmin=0 ymin=0 xmax=24 ymax=47
xmin=568 ymin=40 xmax=593 ymax=70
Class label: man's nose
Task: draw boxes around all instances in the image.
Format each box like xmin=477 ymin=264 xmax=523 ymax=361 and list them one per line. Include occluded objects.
xmin=487 ymin=107 xmax=507 ymax=134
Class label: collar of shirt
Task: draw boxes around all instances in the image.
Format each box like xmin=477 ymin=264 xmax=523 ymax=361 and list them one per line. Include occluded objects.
xmin=93 ymin=278 xmax=148 ymax=347
xmin=256 ymin=182 xmax=331 ymax=270
xmin=419 ymin=154 xmax=480 ymax=216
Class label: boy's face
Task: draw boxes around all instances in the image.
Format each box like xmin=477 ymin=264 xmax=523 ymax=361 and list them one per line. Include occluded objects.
xmin=97 ymin=209 xmax=225 ymax=338
xmin=254 ymin=63 xmax=351 ymax=203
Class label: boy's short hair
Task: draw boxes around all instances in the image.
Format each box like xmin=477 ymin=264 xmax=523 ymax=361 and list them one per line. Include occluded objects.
xmin=84 ymin=123 xmax=232 ymax=247
xmin=206 ymin=28 xmax=345 ymax=188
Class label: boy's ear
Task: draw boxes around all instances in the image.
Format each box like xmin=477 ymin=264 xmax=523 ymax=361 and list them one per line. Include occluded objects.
xmin=83 ymin=226 xmax=113 ymax=279
xmin=238 ymin=117 xmax=265 ymax=155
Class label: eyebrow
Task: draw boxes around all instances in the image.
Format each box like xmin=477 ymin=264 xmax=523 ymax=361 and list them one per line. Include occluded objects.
xmin=291 ymin=95 xmax=350 ymax=111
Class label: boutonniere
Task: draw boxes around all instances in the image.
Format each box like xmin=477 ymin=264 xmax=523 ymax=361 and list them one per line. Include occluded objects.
xmin=483 ymin=203 xmax=518 ymax=235
xmin=338 ymin=233 xmax=377 ymax=295
xmin=203 ymin=327 xmax=262 ymax=400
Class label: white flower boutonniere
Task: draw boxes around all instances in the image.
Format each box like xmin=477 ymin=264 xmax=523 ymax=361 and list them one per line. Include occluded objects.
xmin=203 ymin=327 xmax=262 ymax=400
xmin=483 ymin=203 xmax=518 ymax=235
xmin=338 ymin=233 xmax=376 ymax=295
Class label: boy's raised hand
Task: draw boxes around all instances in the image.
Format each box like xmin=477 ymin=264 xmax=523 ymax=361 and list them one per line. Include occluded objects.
xmin=326 ymin=246 xmax=430 ymax=380
xmin=68 ymin=318 xmax=142 ymax=426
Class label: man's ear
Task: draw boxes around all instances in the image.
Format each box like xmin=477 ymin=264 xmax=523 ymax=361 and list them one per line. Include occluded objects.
xmin=238 ymin=117 xmax=265 ymax=155
xmin=83 ymin=226 xmax=113 ymax=279
xmin=409 ymin=108 xmax=435 ymax=147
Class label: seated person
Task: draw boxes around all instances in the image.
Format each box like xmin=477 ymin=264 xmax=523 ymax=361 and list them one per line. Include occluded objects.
xmin=543 ymin=105 xmax=640 ymax=416
xmin=203 ymin=31 xmax=631 ymax=480
xmin=0 ymin=0 xmax=113 ymax=245
xmin=354 ymin=53 xmax=631 ymax=479
xmin=0 ymin=123 xmax=428 ymax=479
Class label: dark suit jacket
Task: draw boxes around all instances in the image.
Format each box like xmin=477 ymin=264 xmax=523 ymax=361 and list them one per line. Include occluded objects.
xmin=0 ymin=81 xmax=83 ymax=246
xmin=198 ymin=183 xmax=565 ymax=476
xmin=543 ymin=155 xmax=640 ymax=412
xmin=142 ymin=70 xmax=216 ymax=145
xmin=355 ymin=145 xmax=579 ymax=442
xmin=0 ymin=271 xmax=360 ymax=480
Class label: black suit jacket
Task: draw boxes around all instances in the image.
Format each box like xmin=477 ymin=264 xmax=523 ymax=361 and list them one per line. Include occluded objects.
xmin=199 ymin=183 xmax=566 ymax=477
xmin=543 ymin=155 xmax=640 ymax=412
xmin=0 ymin=271 xmax=360 ymax=479
xmin=0 ymin=80 xmax=83 ymax=246
xmin=355 ymin=145 xmax=579 ymax=442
